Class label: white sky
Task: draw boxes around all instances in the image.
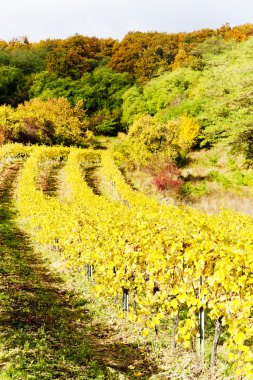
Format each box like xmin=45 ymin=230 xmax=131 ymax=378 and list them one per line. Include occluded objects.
xmin=1 ymin=0 xmax=253 ymax=42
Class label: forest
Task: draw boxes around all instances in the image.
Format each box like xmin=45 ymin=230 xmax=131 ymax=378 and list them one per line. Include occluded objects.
xmin=0 ymin=23 xmax=252 ymax=164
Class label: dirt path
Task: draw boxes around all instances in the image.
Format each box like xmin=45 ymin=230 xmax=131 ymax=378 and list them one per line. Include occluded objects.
xmin=0 ymin=163 xmax=158 ymax=379
xmin=84 ymin=165 xmax=103 ymax=196
xmin=38 ymin=160 xmax=64 ymax=197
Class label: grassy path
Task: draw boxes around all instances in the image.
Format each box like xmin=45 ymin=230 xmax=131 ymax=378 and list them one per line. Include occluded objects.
xmin=0 ymin=163 xmax=108 ymax=379
xmin=0 ymin=163 xmax=158 ymax=380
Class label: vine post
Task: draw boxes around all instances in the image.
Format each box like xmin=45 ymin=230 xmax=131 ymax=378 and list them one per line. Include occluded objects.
xmin=199 ymin=275 xmax=205 ymax=363
xmin=123 ymin=288 xmax=129 ymax=313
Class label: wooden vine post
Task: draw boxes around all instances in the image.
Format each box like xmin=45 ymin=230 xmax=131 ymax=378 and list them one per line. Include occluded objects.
xmin=123 ymin=288 xmax=129 ymax=312
xmin=199 ymin=275 xmax=205 ymax=363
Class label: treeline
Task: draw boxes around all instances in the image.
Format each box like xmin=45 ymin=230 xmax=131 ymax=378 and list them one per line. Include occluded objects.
xmin=0 ymin=23 xmax=253 ymax=159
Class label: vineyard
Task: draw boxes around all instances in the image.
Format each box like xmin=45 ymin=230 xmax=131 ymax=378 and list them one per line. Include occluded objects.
xmin=1 ymin=143 xmax=253 ymax=379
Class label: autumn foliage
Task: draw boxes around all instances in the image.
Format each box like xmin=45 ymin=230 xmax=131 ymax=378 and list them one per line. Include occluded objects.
xmin=0 ymin=98 xmax=92 ymax=146
xmin=152 ymin=162 xmax=183 ymax=194
xmin=0 ymin=23 xmax=252 ymax=154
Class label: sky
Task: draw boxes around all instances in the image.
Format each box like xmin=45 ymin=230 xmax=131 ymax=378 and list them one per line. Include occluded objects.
xmin=1 ymin=0 xmax=253 ymax=42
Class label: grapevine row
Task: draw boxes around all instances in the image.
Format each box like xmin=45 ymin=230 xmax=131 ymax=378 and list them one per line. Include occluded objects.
xmin=12 ymin=145 xmax=253 ymax=377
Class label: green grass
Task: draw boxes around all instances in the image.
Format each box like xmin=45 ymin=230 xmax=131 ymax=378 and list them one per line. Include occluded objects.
xmin=181 ymin=182 xmax=209 ymax=197
xmin=0 ymin=156 xmax=244 ymax=379
xmin=179 ymin=144 xmax=253 ymax=213
xmin=0 ymin=160 xmax=160 ymax=380
xmin=0 ymin=163 xmax=106 ymax=379
xmin=206 ymin=168 xmax=253 ymax=189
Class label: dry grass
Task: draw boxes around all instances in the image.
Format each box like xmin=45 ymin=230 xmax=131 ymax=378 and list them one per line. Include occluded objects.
xmin=186 ymin=189 xmax=253 ymax=217
xmin=120 ymin=144 xmax=253 ymax=217
xmin=181 ymin=145 xmax=253 ymax=216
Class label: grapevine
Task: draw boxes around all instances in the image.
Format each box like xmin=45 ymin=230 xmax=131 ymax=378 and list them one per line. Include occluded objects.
xmin=6 ymin=143 xmax=253 ymax=377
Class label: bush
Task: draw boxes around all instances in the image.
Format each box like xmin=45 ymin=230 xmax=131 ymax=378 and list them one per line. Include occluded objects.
xmin=180 ymin=182 xmax=208 ymax=197
xmin=16 ymin=98 xmax=89 ymax=146
xmin=125 ymin=114 xmax=176 ymax=166
xmin=120 ymin=114 xmax=199 ymax=167
xmin=0 ymin=105 xmax=20 ymax=142
xmin=152 ymin=162 xmax=183 ymax=195
xmin=88 ymin=108 xmax=122 ymax=136
xmin=0 ymin=98 xmax=94 ymax=146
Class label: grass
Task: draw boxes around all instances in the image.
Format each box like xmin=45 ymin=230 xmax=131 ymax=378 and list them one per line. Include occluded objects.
xmin=120 ymin=142 xmax=253 ymax=215
xmin=180 ymin=144 xmax=253 ymax=215
xmin=0 ymin=162 xmax=107 ymax=379
xmin=0 ymin=159 xmax=161 ymax=380
xmin=0 ymin=153 xmax=246 ymax=379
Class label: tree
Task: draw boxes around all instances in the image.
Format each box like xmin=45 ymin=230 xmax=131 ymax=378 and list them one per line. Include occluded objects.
xmin=121 ymin=86 xmax=147 ymax=127
xmin=230 ymin=122 xmax=253 ymax=165
xmin=45 ymin=35 xmax=116 ymax=79
xmin=8 ymin=48 xmax=46 ymax=74
xmin=0 ymin=66 xmax=27 ymax=106
xmin=29 ymin=67 xmax=132 ymax=135
xmin=120 ymin=114 xmax=199 ymax=166
xmin=16 ymin=98 xmax=90 ymax=145
xmin=110 ymin=31 xmax=182 ymax=81
xmin=0 ymin=105 xmax=19 ymax=143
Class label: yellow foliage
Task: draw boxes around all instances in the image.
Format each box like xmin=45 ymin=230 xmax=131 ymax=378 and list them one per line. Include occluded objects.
xmin=0 ymin=105 xmax=19 ymax=142
xmin=172 ymin=48 xmax=197 ymax=70
xmin=176 ymin=116 xmax=200 ymax=152
xmin=121 ymin=114 xmax=199 ymax=166
xmin=17 ymin=98 xmax=89 ymax=145
xmin=0 ymin=99 xmax=93 ymax=147
xmin=6 ymin=143 xmax=253 ymax=374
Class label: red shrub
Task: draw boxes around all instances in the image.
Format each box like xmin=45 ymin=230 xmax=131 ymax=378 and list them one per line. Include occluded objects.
xmin=152 ymin=163 xmax=183 ymax=194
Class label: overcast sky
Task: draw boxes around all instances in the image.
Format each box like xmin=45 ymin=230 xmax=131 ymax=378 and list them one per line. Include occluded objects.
xmin=1 ymin=0 xmax=253 ymax=42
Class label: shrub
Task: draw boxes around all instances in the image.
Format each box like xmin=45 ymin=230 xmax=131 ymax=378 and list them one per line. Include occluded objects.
xmin=0 ymin=98 xmax=94 ymax=147
xmin=180 ymin=182 xmax=208 ymax=198
xmin=125 ymin=114 xmax=175 ymax=166
xmin=120 ymin=114 xmax=199 ymax=167
xmin=152 ymin=162 xmax=183 ymax=195
xmin=16 ymin=98 xmax=90 ymax=146
xmin=0 ymin=105 xmax=19 ymax=142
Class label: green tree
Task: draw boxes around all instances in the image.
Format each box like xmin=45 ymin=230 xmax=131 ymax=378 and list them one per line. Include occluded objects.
xmin=121 ymin=86 xmax=147 ymax=127
xmin=0 ymin=66 xmax=27 ymax=106
xmin=8 ymin=48 xmax=46 ymax=74
xmin=119 ymin=114 xmax=199 ymax=166
xmin=29 ymin=67 xmax=132 ymax=135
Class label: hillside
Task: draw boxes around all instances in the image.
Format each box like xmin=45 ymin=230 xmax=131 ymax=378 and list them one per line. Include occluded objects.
xmin=0 ymin=22 xmax=253 ymax=380
xmin=0 ymin=144 xmax=252 ymax=379
xmin=0 ymin=24 xmax=252 ymax=146
xmin=0 ymin=26 xmax=252 ymax=191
